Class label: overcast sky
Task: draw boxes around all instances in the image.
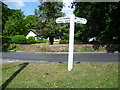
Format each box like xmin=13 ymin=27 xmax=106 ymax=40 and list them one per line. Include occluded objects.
xmin=3 ymin=0 xmax=74 ymax=16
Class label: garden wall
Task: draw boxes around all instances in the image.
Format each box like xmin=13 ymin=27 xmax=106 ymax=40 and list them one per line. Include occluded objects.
xmin=11 ymin=44 xmax=106 ymax=52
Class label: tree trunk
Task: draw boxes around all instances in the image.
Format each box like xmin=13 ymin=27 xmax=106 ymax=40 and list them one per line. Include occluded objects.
xmin=49 ymin=37 xmax=54 ymax=45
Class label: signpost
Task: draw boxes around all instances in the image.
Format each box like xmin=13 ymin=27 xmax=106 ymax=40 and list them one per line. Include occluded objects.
xmin=56 ymin=14 xmax=87 ymax=71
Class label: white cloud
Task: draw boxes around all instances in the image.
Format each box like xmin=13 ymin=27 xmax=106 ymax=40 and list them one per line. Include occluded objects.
xmin=3 ymin=0 xmax=38 ymax=2
xmin=3 ymin=0 xmax=25 ymax=9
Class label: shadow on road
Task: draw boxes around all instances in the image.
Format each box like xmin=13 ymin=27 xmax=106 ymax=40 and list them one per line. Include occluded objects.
xmin=1 ymin=63 xmax=29 ymax=90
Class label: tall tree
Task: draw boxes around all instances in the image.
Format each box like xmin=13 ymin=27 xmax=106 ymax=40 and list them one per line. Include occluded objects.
xmin=3 ymin=10 xmax=28 ymax=36
xmin=25 ymin=15 xmax=43 ymax=36
xmin=73 ymin=2 xmax=119 ymax=44
xmin=25 ymin=15 xmax=40 ymax=29
xmin=36 ymin=2 xmax=66 ymax=44
xmin=0 ymin=1 xmax=15 ymax=31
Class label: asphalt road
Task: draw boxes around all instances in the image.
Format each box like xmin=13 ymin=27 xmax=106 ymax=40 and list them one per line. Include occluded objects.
xmin=1 ymin=51 xmax=119 ymax=63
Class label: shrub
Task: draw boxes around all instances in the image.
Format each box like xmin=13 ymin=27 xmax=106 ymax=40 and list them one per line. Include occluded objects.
xmin=8 ymin=45 xmax=17 ymax=50
xmin=27 ymin=36 xmax=36 ymax=44
xmin=74 ymin=41 xmax=84 ymax=44
xmin=12 ymin=35 xmax=27 ymax=44
xmin=59 ymin=40 xmax=69 ymax=44
xmin=36 ymin=38 xmax=48 ymax=43
xmin=2 ymin=36 xmax=12 ymax=51
xmin=2 ymin=36 xmax=11 ymax=44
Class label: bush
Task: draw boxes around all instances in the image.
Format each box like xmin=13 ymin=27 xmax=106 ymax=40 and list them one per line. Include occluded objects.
xmin=36 ymin=38 xmax=48 ymax=43
xmin=27 ymin=36 xmax=36 ymax=44
xmin=2 ymin=36 xmax=12 ymax=51
xmin=2 ymin=36 xmax=11 ymax=44
xmin=59 ymin=40 xmax=69 ymax=44
xmin=8 ymin=45 xmax=17 ymax=50
xmin=12 ymin=35 xmax=27 ymax=44
xmin=74 ymin=41 xmax=84 ymax=44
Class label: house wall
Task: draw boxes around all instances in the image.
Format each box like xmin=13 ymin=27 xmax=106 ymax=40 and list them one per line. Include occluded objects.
xmin=26 ymin=31 xmax=37 ymax=40
xmin=47 ymin=37 xmax=61 ymax=42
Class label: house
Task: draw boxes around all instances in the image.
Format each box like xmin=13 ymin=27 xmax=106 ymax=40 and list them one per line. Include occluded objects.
xmin=47 ymin=37 xmax=61 ymax=42
xmin=26 ymin=29 xmax=61 ymax=42
xmin=26 ymin=29 xmax=40 ymax=40
xmin=89 ymin=37 xmax=96 ymax=42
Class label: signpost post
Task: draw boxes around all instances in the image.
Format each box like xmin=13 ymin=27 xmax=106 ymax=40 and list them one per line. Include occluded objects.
xmin=56 ymin=14 xmax=87 ymax=71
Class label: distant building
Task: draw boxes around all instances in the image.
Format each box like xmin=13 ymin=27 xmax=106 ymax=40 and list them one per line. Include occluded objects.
xmin=26 ymin=29 xmax=61 ymax=42
xmin=26 ymin=29 xmax=40 ymax=40
xmin=47 ymin=37 xmax=61 ymax=42
xmin=89 ymin=37 xmax=96 ymax=42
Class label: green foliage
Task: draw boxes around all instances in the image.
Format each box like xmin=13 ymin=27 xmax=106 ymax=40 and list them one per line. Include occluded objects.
xmin=73 ymin=2 xmax=120 ymax=44
xmin=25 ymin=15 xmax=40 ymax=30
xmin=36 ymin=2 xmax=66 ymax=44
xmin=106 ymin=44 xmax=120 ymax=53
xmin=12 ymin=35 xmax=27 ymax=44
xmin=74 ymin=40 xmax=84 ymax=44
xmin=2 ymin=44 xmax=9 ymax=51
xmin=36 ymin=38 xmax=48 ymax=43
xmin=1 ymin=2 xmax=28 ymax=37
xmin=1 ymin=1 xmax=15 ymax=30
xmin=27 ymin=36 xmax=36 ymax=44
xmin=2 ymin=36 xmax=11 ymax=44
xmin=3 ymin=10 xmax=28 ymax=36
xmin=1 ymin=36 xmax=11 ymax=51
xmin=59 ymin=40 xmax=69 ymax=44
xmin=8 ymin=45 xmax=17 ymax=50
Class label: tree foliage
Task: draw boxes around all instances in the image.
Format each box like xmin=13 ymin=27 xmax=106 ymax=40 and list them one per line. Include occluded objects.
xmin=1 ymin=1 xmax=15 ymax=31
xmin=25 ymin=15 xmax=40 ymax=29
xmin=35 ymin=2 xmax=67 ymax=44
xmin=73 ymin=2 xmax=119 ymax=44
xmin=3 ymin=9 xmax=29 ymax=36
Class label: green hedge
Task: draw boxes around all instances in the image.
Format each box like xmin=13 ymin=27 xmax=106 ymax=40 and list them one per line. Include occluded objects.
xmin=2 ymin=36 xmax=12 ymax=51
xmin=12 ymin=35 xmax=27 ymax=44
xmin=27 ymin=36 xmax=36 ymax=44
xmin=36 ymin=39 xmax=48 ymax=43
xmin=59 ymin=40 xmax=69 ymax=44
xmin=2 ymin=36 xmax=11 ymax=44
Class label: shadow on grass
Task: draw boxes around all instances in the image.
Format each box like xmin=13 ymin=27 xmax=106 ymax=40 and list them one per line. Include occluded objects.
xmin=1 ymin=63 xmax=29 ymax=90
xmin=2 ymin=63 xmax=27 ymax=70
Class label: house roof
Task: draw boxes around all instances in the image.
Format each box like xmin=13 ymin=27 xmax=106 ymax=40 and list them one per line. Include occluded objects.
xmin=30 ymin=29 xmax=38 ymax=35
xmin=27 ymin=29 xmax=41 ymax=36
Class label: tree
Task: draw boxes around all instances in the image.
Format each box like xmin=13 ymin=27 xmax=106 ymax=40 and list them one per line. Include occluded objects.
xmin=73 ymin=2 xmax=120 ymax=44
xmin=35 ymin=2 xmax=66 ymax=44
xmin=0 ymin=1 xmax=15 ymax=31
xmin=25 ymin=15 xmax=40 ymax=29
xmin=25 ymin=15 xmax=42 ymax=36
xmin=3 ymin=10 xmax=28 ymax=36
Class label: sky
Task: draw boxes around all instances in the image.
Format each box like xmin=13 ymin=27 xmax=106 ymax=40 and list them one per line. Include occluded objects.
xmin=3 ymin=0 xmax=74 ymax=16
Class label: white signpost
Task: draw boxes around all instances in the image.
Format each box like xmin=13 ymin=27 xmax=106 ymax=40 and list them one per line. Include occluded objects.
xmin=56 ymin=14 xmax=87 ymax=71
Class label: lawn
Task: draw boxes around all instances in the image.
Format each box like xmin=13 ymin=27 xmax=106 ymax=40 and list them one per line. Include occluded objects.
xmin=1 ymin=62 xmax=118 ymax=88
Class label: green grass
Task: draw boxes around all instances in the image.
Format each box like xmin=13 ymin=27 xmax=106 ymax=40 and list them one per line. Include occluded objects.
xmin=1 ymin=63 xmax=118 ymax=88
xmin=75 ymin=48 xmax=106 ymax=52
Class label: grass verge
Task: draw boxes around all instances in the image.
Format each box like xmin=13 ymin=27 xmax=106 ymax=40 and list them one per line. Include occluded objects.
xmin=1 ymin=62 xmax=118 ymax=88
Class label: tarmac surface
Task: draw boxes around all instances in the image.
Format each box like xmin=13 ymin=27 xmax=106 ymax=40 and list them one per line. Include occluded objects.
xmin=1 ymin=51 xmax=119 ymax=63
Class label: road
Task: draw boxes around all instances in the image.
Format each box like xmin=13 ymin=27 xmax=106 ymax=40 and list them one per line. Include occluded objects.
xmin=1 ymin=51 xmax=119 ymax=63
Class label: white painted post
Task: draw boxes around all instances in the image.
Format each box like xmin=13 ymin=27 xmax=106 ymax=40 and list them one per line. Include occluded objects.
xmin=68 ymin=14 xmax=75 ymax=71
xmin=56 ymin=14 xmax=87 ymax=71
